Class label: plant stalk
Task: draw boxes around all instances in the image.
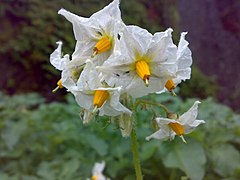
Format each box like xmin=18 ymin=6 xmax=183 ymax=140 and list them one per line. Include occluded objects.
xmin=131 ymin=128 xmax=143 ymax=180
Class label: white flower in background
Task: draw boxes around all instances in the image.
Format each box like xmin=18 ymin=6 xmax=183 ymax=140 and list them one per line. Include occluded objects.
xmin=164 ymin=32 xmax=192 ymax=94
xmin=58 ymin=0 xmax=123 ymax=65
xmin=89 ymin=161 xmax=110 ymax=180
xmin=74 ymin=60 xmax=131 ymax=123
xmin=98 ymin=26 xmax=178 ymax=98
xmin=146 ymin=101 xmax=205 ymax=143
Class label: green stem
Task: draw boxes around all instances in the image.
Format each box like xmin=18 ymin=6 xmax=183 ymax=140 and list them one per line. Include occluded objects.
xmin=134 ymin=99 xmax=170 ymax=114
xmin=131 ymin=128 xmax=143 ymax=180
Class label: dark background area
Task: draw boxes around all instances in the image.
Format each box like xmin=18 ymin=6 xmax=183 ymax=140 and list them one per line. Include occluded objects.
xmin=0 ymin=0 xmax=239 ymax=111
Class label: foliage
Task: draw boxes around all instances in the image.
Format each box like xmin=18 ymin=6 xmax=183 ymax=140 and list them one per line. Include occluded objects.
xmin=0 ymin=92 xmax=239 ymax=179
xmin=179 ymin=66 xmax=218 ymax=99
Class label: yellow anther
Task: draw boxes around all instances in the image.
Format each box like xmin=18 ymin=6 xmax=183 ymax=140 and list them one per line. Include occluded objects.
xmin=57 ymin=79 xmax=63 ymax=88
xmin=135 ymin=60 xmax=151 ymax=86
xmin=52 ymin=79 xmax=63 ymax=93
xmin=92 ymin=37 xmax=111 ymax=57
xmin=165 ymin=79 xmax=176 ymax=96
xmin=168 ymin=122 xmax=185 ymax=136
xmin=91 ymin=175 xmax=98 ymax=180
xmin=93 ymin=90 xmax=110 ymax=108
xmin=165 ymin=79 xmax=175 ymax=92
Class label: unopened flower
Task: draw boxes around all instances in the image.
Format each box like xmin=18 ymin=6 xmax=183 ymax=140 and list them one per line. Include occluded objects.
xmin=58 ymin=0 xmax=123 ymax=65
xmin=99 ymin=26 xmax=177 ymax=98
xmin=146 ymin=101 xmax=205 ymax=143
xmin=74 ymin=60 xmax=131 ymax=123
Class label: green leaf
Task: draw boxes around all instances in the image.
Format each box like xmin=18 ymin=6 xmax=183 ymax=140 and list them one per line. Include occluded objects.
xmin=209 ymin=143 xmax=240 ymax=177
xmin=140 ymin=140 xmax=159 ymax=161
xmin=84 ymin=134 xmax=108 ymax=156
xmin=60 ymin=158 xmax=80 ymax=177
xmin=1 ymin=120 xmax=27 ymax=149
xmin=37 ymin=162 xmax=56 ymax=180
xmin=160 ymin=139 xmax=206 ymax=180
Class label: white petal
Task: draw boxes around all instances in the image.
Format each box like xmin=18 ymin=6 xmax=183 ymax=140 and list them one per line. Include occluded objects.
xmin=150 ymin=28 xmax=177 ymax=64
xmin=175 ymin=32 xmax=192 ymax=82
xmin=92 ymin=161 xmax=105 ymax=175
xmin=91 ymin=0 xmax=121 ymax=21
xmin=184 ymin=119 xmax=205 ymax=134
xmin=74 ymin=92 xmax=93 ymax=110
xmin=77 ymin=60 xmax=102 ymax=90
xmin=58 ymin=9 xmax=87 ymax=23
xmin=146 ymin=125 xmax=174 ymax=141
xmin=50 ymin=41 xmax=69 ymax=70
xmin=127 ymin=25 xmax=153 ymax=55
xmin=58 ymin=9 xmax=97 ymax=41
xmin=155 ymin=117 xmax=177 ymax=125
xmin=109 ymin=90 xmax=132 ymax=115
xmin=179 ymin=101 xmax=201 ymax=124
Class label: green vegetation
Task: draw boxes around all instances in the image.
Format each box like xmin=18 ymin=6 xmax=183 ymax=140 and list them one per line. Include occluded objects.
xmin=0 ymin=92 xmax=239 ymax=179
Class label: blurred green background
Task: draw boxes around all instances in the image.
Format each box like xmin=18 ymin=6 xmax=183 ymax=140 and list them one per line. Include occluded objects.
xmin=0 ymin=0 xmax=240 ymax=179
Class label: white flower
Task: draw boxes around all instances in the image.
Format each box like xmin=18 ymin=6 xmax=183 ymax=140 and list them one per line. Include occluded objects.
xmin=164 ymin=32 xmax=192 ymax=94
xmin=74 ymin=60 xmax=131 ymax=123
xmin=58 ymin=0 xmax=123 ymax=65
xmin=50 ymin=41 xmax=85 ymax=92
xmin=98 ymin=26 xmax=178 ymax=98
xmin=146 ymin=101 xmax=205 ymax=143
xmin=89 ymin=161 xmax=110 ymax=180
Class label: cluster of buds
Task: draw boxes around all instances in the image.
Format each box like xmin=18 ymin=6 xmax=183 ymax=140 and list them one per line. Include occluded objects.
xmin=50 ymin=0 xmax=204 ymax=142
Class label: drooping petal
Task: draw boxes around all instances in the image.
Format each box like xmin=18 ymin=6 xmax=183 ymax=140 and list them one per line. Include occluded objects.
xmin=109 ymin=87 xmax=132 ymax=115
xmin=146 ymin=124 xmax=174 ymax=141
xmin=50 ymin=41 xmax=70 ymax=70
xmin=175 ymin=32 xmax=192 ymax=81
xmin=184 ymin=119 xmax=205 ymax=134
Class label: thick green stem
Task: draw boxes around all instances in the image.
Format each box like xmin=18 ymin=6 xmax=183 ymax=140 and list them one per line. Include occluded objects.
xmin=131 ymin=128 xmax=143 ymax=180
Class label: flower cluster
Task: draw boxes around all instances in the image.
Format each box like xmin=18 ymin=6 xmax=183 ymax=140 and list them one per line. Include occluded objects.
xmin=50 ymin=0 xmax=204 ymax=142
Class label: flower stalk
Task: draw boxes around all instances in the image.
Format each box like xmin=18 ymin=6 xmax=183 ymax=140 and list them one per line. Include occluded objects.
xmin=134 ymin=99 xmax=170 ymax=114
xmin=131 ymin=128 xmax=143 ymax=180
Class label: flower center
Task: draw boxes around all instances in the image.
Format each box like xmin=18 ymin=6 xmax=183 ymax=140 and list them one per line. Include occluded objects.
xmin=91 ymin=175 xmax=98 ymax=180
xmin=135 ymin=60 xmax=151 ymax=86
xmin=93 ymin=90 xmax=110 ymax=108
xmin=165 ymin=79 xmax=175 ymax=92
xmin=71 ymin=64 xmax=85 ymax=82
xmin=93 ymin=37 xmax=112 ymax=56
xmin=168 ymin=122 xmax=184 ymax=136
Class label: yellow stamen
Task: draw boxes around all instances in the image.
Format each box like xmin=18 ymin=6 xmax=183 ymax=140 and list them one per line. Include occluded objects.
xmin=92 ymin=37 xmax=111 ymax=57
xmin=93 ymin=90 xmax=110 ymax=108
xmin=168 ymin=122 xmax=184 ymax=136
xmin=165 ymin=79 xmax=175 ymax=92
xmin=52 ymin=79 xmax=63 ymax=93
xmin=91 ymin=175 xmax=98 ymax=180
xmin=135 ymin=60 xmax=151 ymax=86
